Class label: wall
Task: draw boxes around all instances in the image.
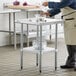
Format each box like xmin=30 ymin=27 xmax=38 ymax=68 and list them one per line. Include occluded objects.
xmin=0 ymin=0 xmax=63 ymax=46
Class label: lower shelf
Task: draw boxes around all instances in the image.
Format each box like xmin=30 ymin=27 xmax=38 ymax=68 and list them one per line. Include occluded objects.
xmin=22 ymin=47 xmax=56 ymax=54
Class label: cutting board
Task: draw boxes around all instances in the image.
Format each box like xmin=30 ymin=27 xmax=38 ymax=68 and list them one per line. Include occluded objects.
xmin=7 ymin=5 xmax=40 ymax=10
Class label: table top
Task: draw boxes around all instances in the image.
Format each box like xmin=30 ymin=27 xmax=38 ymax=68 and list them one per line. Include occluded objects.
xmin=15 ymin=17 xmax=63 ymax=25
xmin=0 ymin=9 xmax=20 ymax=14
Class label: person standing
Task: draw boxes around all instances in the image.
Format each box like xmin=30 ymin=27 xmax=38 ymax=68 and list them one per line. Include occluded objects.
xmin=42 ymin=0 xmax=76 ymax=70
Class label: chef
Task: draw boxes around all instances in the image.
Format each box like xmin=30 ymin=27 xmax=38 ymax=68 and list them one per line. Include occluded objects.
xmin=42 ymin=0 xmax=76 ymax=70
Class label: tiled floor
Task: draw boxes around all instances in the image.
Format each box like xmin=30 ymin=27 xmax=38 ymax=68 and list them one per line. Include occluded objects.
xmin=0 ymin=38 xmax=76 ymax=76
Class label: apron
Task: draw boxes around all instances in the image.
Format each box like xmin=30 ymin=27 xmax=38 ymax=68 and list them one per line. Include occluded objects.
xmin=61 ymin=7 xmax=76 ymax=45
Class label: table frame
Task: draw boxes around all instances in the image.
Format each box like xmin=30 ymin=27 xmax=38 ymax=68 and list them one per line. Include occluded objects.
xmin=0 ymin=9 xmax=20 ymax=47
xmin=15 ymin=18 xmax=63 ymax=72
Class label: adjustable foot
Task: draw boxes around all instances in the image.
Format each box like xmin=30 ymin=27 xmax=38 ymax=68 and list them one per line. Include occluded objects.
xmin=74 ymin=68 xmax=76 ymax=71
xmin=39 ymin=70 xmax=42 ymax=73
xmin=21 ymin=66 xmax=23 ymax=70
xmin=36 ymin=63 xmax=38 ymax=66
xmin=55 ymin=67 xmax=57 ymax=71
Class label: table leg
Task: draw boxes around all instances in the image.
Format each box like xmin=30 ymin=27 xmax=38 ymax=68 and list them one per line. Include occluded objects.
xmin=9 ymin=13 xmax=11 ymax=45
xmin=55 ymin=24 xmax=58 ymax=70
xmin=36 ymin=53 xmax=38 ymax=66
xmin=26 ymin=11 xmax=29 ymax=47
xmin=13 ymin=12 xmax=16 ymax=49
xmin=26 ymin=24 xmax=29 ymax=46
xmin=39 ymin=25 xmax=42 ymax=73
xmin=50 ymin=25 xmax=51 ymax=40
xmin=36 ymin=25 xmax=39 ymax=66
xmin=20 ymin=23 xmax=24 ymax=69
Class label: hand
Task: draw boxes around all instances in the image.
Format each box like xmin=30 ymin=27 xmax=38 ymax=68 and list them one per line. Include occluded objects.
xmin=41 ymin=12 xmax=51 ymax=16
xmin=42 ymin=2 xmax=48 ymax=6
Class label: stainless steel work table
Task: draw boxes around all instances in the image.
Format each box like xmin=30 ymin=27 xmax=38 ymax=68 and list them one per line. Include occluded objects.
xmin=0 ymin=9 xmax=20 ymax=45
xmin=15 ymin=17 xmax=63 ymax=73
xmin=6 ymin=5 xmax=44 ymax=49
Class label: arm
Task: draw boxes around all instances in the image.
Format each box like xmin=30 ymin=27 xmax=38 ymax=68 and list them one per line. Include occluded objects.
xmin=42 ymin=0 xmax=73 ymax=16
xmin=41 ymin=9 xmax=61 ymax=17
xmin=49 ymin=9 xmax=61 ymax=17
xmin=48 ymin=0 xmax=73 ymax=9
